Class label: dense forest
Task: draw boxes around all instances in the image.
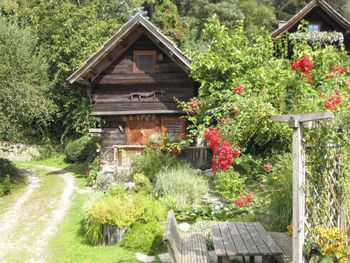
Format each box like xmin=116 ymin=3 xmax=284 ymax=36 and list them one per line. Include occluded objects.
xmin=1 ymin=0 xmax=350 ymax=144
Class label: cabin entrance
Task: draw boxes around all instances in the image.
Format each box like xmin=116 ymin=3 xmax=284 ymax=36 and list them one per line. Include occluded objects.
xmin=126 ymin=120 xmax=159 ymax=145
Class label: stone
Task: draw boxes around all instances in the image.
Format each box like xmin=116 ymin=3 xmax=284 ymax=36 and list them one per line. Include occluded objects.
xmin=158 ymin=253 xmax=171 ymax=263
xmin=124 ymin=181 xmax=135 ymax=189
xmin=177 ymin=222 xmax=191 ymax=232
xmin=135 ymin=252 xmax=155 ymax=263
xmin=203 ymin=169 xmax=213 ymax=177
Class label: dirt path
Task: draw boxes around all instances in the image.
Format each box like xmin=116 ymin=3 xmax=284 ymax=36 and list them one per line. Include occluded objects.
xmin=0 ymin=165 xmax=75 ymax=263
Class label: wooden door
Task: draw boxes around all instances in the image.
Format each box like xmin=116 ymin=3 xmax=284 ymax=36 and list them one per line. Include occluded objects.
xmin=126 ymin=121 xmax=159 ymax=145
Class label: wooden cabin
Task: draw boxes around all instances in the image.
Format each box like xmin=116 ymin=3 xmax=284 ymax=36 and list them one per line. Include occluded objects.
xmin=272 ymin=0 xmax=350 ymax=51
xmin=67 ymin=14 xmax=207 ymax=168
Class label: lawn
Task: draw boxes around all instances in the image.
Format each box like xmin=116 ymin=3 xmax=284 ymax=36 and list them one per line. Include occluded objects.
xmin=13 ymin=156 xmax=140 ymax=263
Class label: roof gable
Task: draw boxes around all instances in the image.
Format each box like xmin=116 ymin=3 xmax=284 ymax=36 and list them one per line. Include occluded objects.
xmin=272 ymin=0 xmax=350 ymax=38
xmin=67 ymin=14 xmax=191 ymax=85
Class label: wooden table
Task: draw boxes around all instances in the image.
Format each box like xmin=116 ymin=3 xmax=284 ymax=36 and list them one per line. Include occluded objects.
xmin=210 ymin=222 xmax=283 ymax=263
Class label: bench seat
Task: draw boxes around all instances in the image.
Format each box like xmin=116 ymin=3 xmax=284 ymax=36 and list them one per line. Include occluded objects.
xmin=164 ymin=211 xmax=210 ymax=263
xmin=269 ymin=232 xmax=292 ymax=263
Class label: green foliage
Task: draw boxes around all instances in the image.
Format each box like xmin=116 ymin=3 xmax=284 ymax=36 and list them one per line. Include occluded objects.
xmin=84 ymin=192 xmax=144 ymax=245
xmin=176 ymin=203 xmax=249 ymax=221
xmin=0 ymin=158 xmax=20 ymax=196
xmin=0 ymin=16 xmax=54 ymax=142
xmin=262 ymin=153 xmax=292 ymax=231
xmin=134 ymin=173 xmax=153 ymax=194
xmin=86 ymin=156 xmax=100 ymax=185
xmin=155 ymin=164 xmax=208 ymax=208
xmin=215 ymin=168 xmax=245 ymax=201
xmin=121 ymin=194 xmax=167 ymax=255
xmin=65 ymin=136 xmax=99 ymax=163
xmin=131 ymin=147 xmax=180 ymax=183
xmin=121 ymin=220 xmax=166 ymax=255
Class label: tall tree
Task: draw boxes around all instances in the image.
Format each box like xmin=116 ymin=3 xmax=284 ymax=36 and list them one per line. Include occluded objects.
xmin=0 ymin=16 xmax=54 ymax=142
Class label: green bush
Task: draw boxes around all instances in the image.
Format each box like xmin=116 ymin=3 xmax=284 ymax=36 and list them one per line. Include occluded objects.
xmin=134 ymin=173 xmax=152 ymax=194
xmin=121 ymin=220 xmax=166 ymax=255
xmin=132 ymin=147 xmax=180 ymax=183
xmin=86 ymin=156 xmax=100 ymax=185
xmin=215 ymin=169 xmax=245 ymax=201
xmin=65 ymin=135 xmax=99 ymax=163
xmin=0 ymin=158 xmax=20 ymax=196
xmin=262 ymin=153 xmax=292 ymax=231
xmin=121 ymin=195 xmax=167 ymax=255
xmin=155 ymin=164 xmax=208 ymax=208
xmin=84 ymin=193 xmax=144 ymax=245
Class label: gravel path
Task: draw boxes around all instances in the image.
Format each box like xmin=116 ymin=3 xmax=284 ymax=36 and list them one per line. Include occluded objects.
xmin=0 ymin=165 xmax=75 ymax=263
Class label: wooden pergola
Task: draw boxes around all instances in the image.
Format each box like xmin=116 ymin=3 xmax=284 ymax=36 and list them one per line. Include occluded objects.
xmin=271 ymin=112 xmax=334 ymax=263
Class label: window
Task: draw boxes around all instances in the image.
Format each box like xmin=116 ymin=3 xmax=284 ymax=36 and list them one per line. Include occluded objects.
xmin=134 ymin=51 xmax=157 ymax=72
xmin=308 ymin=23 xmax=321 ymax=33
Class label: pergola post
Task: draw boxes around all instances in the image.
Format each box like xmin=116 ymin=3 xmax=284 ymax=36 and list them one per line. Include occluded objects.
xmin=289 ymin=118 xmax=305 ymax=263
xmin=271 ymin=112 xmax=333 ymax=263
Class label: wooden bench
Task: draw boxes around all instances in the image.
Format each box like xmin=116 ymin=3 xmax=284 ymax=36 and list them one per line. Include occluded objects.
xmin=163 ymin=210 xmax=210 ymax=263
xmin=269 ymin=232 xmax=292 ymax=263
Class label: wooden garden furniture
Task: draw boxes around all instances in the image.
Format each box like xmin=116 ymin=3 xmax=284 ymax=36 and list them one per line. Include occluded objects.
xmin=210 ymin=222 xmax=283 ymax=263
xmin=163 ymin=210 xmax=210 ymax=263
xmin=269 ymin=232 xmax=292 ymax=263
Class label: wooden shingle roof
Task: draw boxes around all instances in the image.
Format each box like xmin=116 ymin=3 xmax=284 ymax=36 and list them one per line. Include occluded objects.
xmin=67 ymin=14 xmax=191 ymax=85
xmin=272 ymin=0 xmax=350 ymax=38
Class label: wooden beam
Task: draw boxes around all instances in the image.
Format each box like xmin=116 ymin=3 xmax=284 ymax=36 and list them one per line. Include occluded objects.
xmin=77 ymin=77 xmax=92 ymax=87
xmin=90 ymin=110 xmax=184 ymax=116
xmin=271 ymin=112 xmax=333 ymax=123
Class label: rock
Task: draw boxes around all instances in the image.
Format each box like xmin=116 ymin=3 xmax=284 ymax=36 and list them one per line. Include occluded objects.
xmin=136 ymin=252 xmax=155 ymax=263
xmin=124 ymin=181 xmax=135 ymax=189
xmin=193 ymin=169 xmax=202 ymax=174
xmin=203 ymin=169 xmax=213 ymax=177
xmin=178 ymin=222 xmax=191 ymax=232
xmin=158 ymin=253 xmax=171 ymax=263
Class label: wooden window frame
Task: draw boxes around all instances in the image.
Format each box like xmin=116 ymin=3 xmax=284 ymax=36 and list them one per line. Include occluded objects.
xmin=133 ymin=51 xmax=158 ymax=73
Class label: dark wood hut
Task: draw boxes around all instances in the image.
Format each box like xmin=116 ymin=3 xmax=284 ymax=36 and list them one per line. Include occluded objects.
xmin=272 ymin=0 xmax=350 ymax=51
xmin=67 ymin=14 xmax=204 ymax=168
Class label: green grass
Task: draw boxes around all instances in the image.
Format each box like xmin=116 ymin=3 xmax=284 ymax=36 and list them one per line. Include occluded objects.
xmin=14 ymin=155 xmax=140 ymax=263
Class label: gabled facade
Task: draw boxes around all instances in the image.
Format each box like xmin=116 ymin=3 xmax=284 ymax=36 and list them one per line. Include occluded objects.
xmin=272 ymin=0 xmax=350 ymax=50
xmin=68 ymin=14 xmax=196 ymax=167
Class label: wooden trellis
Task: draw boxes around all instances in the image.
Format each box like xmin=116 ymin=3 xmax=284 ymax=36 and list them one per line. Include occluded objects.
xmin=271 ymin=112 xmax=335 ymax=263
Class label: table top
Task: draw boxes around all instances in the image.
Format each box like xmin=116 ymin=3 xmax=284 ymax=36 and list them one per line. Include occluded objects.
xmin=210 ymin=222 xmax=283 ymax=257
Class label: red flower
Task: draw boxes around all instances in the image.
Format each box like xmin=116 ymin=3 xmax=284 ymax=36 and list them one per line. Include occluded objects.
xmin=235 ymin=193 xmax=253 ymax=208
xmin=291 ymin=56 xmax=313 ymax=82
xmin=326 ymin=66 xmax=345 ymax=79
xmin=324 ymin=90 xmax=342 ymax=111
xmin=204 ymin=128 xmax=221 ymax=151
xmin=264 ymin=162 xmax=273 ymax=172
xmin=187 ymin=99 xmax=201 ymax=113
xmin=233 ymin=85 xmax=244 ymax=95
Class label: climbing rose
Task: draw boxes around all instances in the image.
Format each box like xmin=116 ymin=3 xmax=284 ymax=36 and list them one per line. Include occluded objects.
xmin=235 ymin=193 xmax=253 ymax=208
xmin=187 ymin=99 xmax=201 ymax=113
xmin=291 ymin=56 xmax=313 ymax=82
xmin=264 ymin=162 xmax=273 ymax=172
xmin=324 ymin=90 xmax=342 ymax=111
xmin=233 ymin=84 xmax=244 ymax=95
xmin=326 ymin=66 xmax=345 ymax=79
xmin=204 ymin=128 xmax=240 ymax=172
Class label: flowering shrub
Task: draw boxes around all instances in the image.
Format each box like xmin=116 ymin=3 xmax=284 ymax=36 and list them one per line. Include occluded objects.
xmin=204 ymin=128 xmax=240 ymax=172
xmin=291 ymin=56 xmax=313 ymax=82
xmin=215 ymin=169 xmax=245 ymax=201
xmin=304 ymin=227 xmax=350 ymax=263
xmin=233 ymin=84 xmax=244 ymax=95
xmin=289 ymin=31 xmax=344 ymax=44
xmin=235 ymin=193 xmax=253 ymax=208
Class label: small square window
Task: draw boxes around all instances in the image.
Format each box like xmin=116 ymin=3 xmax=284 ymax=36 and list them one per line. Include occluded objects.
xmin=308 ymin=23 xmax=320 ymax=33
xmin=134 ymin=51 xmax=157 ymax=72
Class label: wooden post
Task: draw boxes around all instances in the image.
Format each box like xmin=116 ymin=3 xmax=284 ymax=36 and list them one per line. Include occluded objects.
xmin=271 ymin=112 xmax=333 ymax=263
xmin=289 ymin=118 xmax=305 ymax=263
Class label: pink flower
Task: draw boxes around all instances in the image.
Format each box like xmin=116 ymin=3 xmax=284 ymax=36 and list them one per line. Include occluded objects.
xmin=264 ymin=162 xmax=273 ymax=172
xmin=233 ymin=85 xmax=244 ymax=95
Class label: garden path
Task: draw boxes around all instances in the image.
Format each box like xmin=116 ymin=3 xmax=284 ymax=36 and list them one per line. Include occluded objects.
xmin=0 ymin=165 xmax=75 ymax=263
